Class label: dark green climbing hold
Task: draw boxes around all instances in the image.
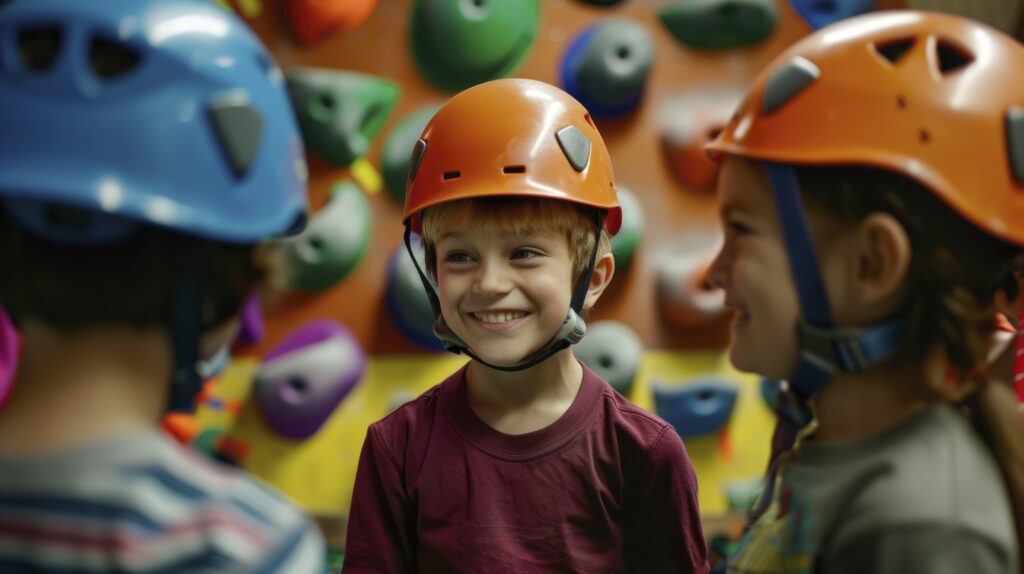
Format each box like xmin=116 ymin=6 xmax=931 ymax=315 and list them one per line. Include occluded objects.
xmin=410 ymin=0 xmax=539 ymax=92
xmin=658 ymin=0 xmax=778 ymax=51
xmin=287 ymin=68 xmax=399 ymax=166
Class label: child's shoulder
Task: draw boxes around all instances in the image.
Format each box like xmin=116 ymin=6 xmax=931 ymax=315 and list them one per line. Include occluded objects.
xmin=366 ymin=373 xmax=454 ymax=446
xmin=585 ymin=367 xmax=683 ymax=454
xmin=0 ymin=431 xmax=323 ymax=572
xmin=809 ymin=404 xmax=1014 ymax=553
xmin=138 ymin=432 xmax=313 ymax=530
xmin=148 ymin=435 xmax=325 ymax=570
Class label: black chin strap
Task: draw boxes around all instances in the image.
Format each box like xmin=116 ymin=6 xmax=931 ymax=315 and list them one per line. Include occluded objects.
xmin=166 ymin=248 xmax=204 ymax=413
xmin=404 ymin=210 xmax=605 ymax=372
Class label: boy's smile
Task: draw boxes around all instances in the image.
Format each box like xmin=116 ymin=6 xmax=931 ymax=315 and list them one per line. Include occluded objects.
xmin=436 ymin=226 xmax=574 ymax=368
xmin=466 ymin=310 xmax=530 ymax=329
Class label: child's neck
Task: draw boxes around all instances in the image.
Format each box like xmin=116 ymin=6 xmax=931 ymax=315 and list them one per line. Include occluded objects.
xmin=466 ymin=348 xmax=584 ymax=435
xmin=809 ymin=357 xmax=931 ymax=443
xmin=0 ymin=322 xmax=171 ymax=455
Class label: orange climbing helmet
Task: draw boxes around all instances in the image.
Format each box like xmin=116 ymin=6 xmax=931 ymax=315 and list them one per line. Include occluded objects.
xmin=707 ymin=10 xmax=1024 ymax=247
xmin=403 ymin=78 xmax=621 ymax=235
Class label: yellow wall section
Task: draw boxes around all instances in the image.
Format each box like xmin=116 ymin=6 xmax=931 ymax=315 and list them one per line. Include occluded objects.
xmin=199 ymin=350 xmax=774 ymax=517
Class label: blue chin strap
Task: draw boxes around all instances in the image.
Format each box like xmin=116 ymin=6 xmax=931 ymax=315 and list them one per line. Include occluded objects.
xmin=749 ymin=163 xmax=909 ymax=520
xmin=764 ymin=162 xmax=909 ymax=407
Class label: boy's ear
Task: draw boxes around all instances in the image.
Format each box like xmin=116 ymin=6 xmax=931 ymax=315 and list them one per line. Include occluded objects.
xmin=846 ymin=212 xmax=912 ymax=315
xmin=583 ymin=252 xmax=615 ymax=311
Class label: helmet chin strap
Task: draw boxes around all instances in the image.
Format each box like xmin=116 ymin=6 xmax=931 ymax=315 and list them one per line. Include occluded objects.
xmin=763 ymin=162 xmax=909 ymax=409
xmin=748 ymin=162 xmax=910 ymax=522
xmin=404 ymin=210 xmax=605 ymax=373
xmin=166 ymin=244 xmax=208 ymax=413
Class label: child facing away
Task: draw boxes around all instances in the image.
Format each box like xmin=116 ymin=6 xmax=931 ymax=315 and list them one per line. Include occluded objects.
xmin=0 ymin=0 xmax=326 ymax=571
xmin=343 ymin=79 xmax=709 ymax=573
xmin=704 ymin=10 xmax=1024 ymax=574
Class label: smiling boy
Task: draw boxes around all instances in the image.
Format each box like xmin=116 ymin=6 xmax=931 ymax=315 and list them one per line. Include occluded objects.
xmin=343 ymin=79 xmax=708 ymax=573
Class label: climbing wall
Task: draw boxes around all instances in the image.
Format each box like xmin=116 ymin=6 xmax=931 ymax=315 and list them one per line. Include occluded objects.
xmin=181 ymin=0 xmax=911 ymax=557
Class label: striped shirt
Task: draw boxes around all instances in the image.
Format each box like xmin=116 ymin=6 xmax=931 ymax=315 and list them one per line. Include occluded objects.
xmin=0 ymin=430 xmax=325 ymax=573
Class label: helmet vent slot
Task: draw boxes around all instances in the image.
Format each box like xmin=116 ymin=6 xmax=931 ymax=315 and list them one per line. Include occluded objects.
xmin=502 ymin=165 xmax=526 ymax=174
xmin=18 ymin=26 xmax=61 ymax=73
xmin=443 ymin=170 xmax=461 ymax=181
xmin=90 ymin=36 xmax=139 ymax=79
xmin=873 ymin=37 xmax=914 ymax=65
xmin=935 ymin=38 xmax=973 ymax=75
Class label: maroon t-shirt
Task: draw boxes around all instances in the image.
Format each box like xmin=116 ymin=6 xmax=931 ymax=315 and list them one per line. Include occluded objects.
xmin=343 ymin=364 xmax=709 ymax=573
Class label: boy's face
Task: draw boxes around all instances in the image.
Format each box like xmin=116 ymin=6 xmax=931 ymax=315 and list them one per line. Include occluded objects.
xmin=434 ymin=223 xmax=575 ymax=367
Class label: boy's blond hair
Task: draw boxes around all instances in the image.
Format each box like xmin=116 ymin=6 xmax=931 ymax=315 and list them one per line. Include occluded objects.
xmin=420 ymin=197 xmax=611 ymax=283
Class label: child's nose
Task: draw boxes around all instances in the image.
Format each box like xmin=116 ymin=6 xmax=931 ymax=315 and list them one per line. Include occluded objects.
xmin=707 ymin=246 xmax=730 ymax=290
xmin=473 ymin=259 xmax=513 ymax=295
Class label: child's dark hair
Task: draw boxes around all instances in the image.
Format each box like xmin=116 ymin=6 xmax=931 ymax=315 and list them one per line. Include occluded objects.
xmin=797 ymin=165 xmax=1024 ymax=567
xmin=0 ymin=207 xmax=264 ymax=333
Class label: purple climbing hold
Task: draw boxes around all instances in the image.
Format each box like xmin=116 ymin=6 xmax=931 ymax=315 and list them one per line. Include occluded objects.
xmin=0 ymin=308 xmax=18 ymax=410
xmin=237 ymin=292 xmax=265 ymax=345
xmin=255 ymin=320 xmax=366 ymax=439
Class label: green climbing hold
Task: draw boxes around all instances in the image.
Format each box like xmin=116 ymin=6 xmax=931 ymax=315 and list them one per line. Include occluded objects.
xmin=658 ymin=0 xmax=778 ymax=51
xmin=280 ymin=181 xmax=372 ymax=292
xmin=287 ymin=68 xmax=399 ymax=166
xmin=410 ymin=0 xmax=539 ymax=92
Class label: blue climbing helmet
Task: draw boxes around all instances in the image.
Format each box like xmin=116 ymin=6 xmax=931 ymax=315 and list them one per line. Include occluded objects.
xmin=0 ymin=0 xmax=308 ymax=245
xmin=0 ymin=0 xmax=309 ymax=412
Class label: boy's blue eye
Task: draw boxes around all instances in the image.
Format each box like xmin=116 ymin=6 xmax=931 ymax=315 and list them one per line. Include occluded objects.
xmin=512 ymin=248 xmax=539 ymax=260
xmin=445 ymin=252 xmax=472 ymax=263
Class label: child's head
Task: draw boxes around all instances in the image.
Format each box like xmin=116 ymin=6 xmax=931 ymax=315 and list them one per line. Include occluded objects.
xmin=706 ymin=9 xmax=1024 ymax=389
xmin=402 ymin=78 xmax=619 ymax=370
xmin=707 ymin=10 xmax=1024 ymax=554
xmin=0 ymin=0 xmax=308 ymax=409
xmin=419 ymin=197 xmax=612 ymax=367
xmin=711 ymin=157 xmax=1018 ymax=382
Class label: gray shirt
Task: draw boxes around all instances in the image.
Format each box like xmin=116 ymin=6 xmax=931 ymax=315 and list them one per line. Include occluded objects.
xmin=728 ymin=404 xmax=1017 ymax=574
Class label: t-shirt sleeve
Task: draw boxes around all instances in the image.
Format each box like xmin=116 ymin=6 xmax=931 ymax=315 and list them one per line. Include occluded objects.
xmin=623 ymin=426 xmax=710 ymax=574
xmin=823 ymin=525 xmax=1014 ymax=574
xmin=342 ymin=425 xmax=417 ymax=573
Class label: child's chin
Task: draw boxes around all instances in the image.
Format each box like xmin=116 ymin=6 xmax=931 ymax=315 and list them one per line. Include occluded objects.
xmin=727 ymin=347 xmax=760 ymax=376
xmin=730 ymin=349 xmax=793 ymax=382
xmin=473 ymin=348 xmax=529 ymax=369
